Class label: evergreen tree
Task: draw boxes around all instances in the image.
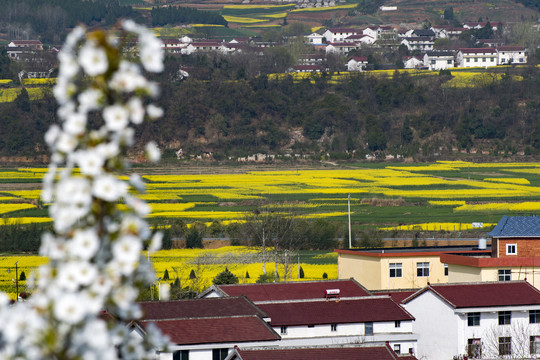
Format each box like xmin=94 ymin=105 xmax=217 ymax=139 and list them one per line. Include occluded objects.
xmin=163 ymin=269 xmax=169 ymax=281
xmin=213 ymin=267 xmax=239 ymax=285
xmin=19 ymin=271 xmax=26 ymax=281
xmin=299 ymin=266 xmax=304 ymax=279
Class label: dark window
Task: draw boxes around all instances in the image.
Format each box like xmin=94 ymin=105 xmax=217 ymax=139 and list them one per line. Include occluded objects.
xmin=530 ymin=310 xmax=540 ymax=323
xmin=499 ymin=311 xmax=511 ymax=325
xmin=389 ymin=263 xmax=402 ymax=278
xmin=395 ymin=320 xmax=401 ymax=328
xmin=444 ymin=264 xmax=448 ymax=276
xmin=506 ymin=244 xmax=517 ymax=255
xmin=468 ymin=312 xmax=480 ymax=326
xmin=212 ymin=349 xmax=228 ymax=360
xmin=393 ymin=344 xmax=401 ymax=354
xmin=467 ymin=339 xmax=481 ymax=358
xmin=531 ymin=336 xmax=540 ymax=355
xmin=307 ymin=325 xmax=315 ymax=328
xmin=173 ymin=351 xmax=189 ymax=360
xmin=365 ymin=322 xmax=373 ymax=336
xmin=499 ymin=337 xmax=511 ymax=355
xmin=280 ymin=326 xmax=287 ymax=335
xmin=498 ymin=269 xmax=511 ymax=281
xmin=331 ymin=324 xmax=337 ymax=332
xmin=416 ymin=262 xmax=429 ymax=277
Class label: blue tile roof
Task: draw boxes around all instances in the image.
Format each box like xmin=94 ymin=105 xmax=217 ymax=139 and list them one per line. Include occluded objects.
xmin=487 ymin=215 xmax=540 ymax=237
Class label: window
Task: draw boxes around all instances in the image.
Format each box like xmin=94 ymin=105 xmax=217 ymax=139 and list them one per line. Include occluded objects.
xmin=499 ymin=337 xmax=511 ymax=355
xmin=499 ymin=311 xmax=511 ymax=325
xmin=482 ymin=57 xmax=486 ymax=62
xmin=466 ymin=58 xmax=470 ymax=62
xmin=416 ymin=262 xmax=429 ymax=277
xmin=506 ymin=244 xmax=517 ymax=255
xmin=389 ymin=263 xmax=402 ymax=278
xmin=395 ymin=320 xmax=401 ymax=328
xmin=331 ymin=324 xmax=337 ymax=332
xmin=467 ymin=339 xmax=482 ymax=358
xmin=444 ymin=264 xmax=449 ymax=276
xmin=173 ymin=351 xmax=189 ymax=360
xmin=393 ymin=344 xmax=401 ymax=354
xmin=307 ymin=325 xmax=315 ymax=328
xmin=212 ymin=349 xmax=228 ymax=360
xmin=498 ymin=269 xmax=511 ymax=281
xmin=365 ymin=322 xmax=373 ymax=336
xmin=475 ymin=57 xmax=478 ymax=62
xmin=431 ymin=60 xmax=436 ymax=64
xmin=530 ymin=310 xmax=540 ymax=323
xmin=531 ymin=336 xmax=540 ymax=355
xmin=280 ymin=326 xmax=287 ymax=335
xmin=447 ymin=59 xmax=452 ymax=64
xmin=468 ymin=312 xmax=480 ymax=326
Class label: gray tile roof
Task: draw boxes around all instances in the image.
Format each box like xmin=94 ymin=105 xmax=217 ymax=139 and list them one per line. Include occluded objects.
xmin=487 ymin=215 xmax=540 ymax=237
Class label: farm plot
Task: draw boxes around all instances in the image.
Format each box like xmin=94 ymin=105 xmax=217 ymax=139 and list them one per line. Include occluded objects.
xmin=2 ymin=161 xmax=540 ymax=231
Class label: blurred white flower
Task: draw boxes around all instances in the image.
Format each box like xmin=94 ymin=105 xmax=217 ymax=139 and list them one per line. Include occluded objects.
xmin=112 ymin=235 xmax=142 ymax=264
xmin=145 ymin=141 xmax=160 ymax=162
xmin=54 ymin=293 xmax=87 ymax=324
xmin=128 ymin=97 xmax=145 ymax=124
xmin=79 ymin=42 xmax=108 ymax=76
xmin=78 ymin=88 xmax=103 ymax=112
xmin=76 ymin=150 xmax=105 ymax=176
xmin=148 ymin=232 xmax=163 ymax=253
xmin=64 ymin=111 xmax=87 ymax=135
xmin=93 ymin=174 xmax=127 ymax=202
xmin=146 ymin=104 xmax=163 ymax=119
xmin=96 ymin=141 xmax=120 ymax=159
xmin=45 ymin=125 xmax=61 ymax=147
xmin=56 ymin=132 xmax=78 ymax=153
xmin=70 ymin=228 xmax=99 ymax=260
xmin=103 ymin=105 xmax=129 ymax=132
xmin=110 ymin=61 xmax=147 ymax=93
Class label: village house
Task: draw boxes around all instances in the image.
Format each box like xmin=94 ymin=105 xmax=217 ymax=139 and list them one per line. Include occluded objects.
xmin=322 ymin=28 xmax=361 ymax=43
xmin=343 ymin=33 xmax=375 ymax=46
xmin=306 ymin=31 xmax=324 ymax=44
xmin=226 ymin=343 xmax=418 ymax=360
xmin=424 ymin=51 xmax=455 ymax=70
xmin=335 ymin=244 xmax=491 ymax=290
xmin=456 ymin=48 xmax=498 ymax=68
xmin=325 ymin=42 xmax=357 ymax=55
xmin=402 ymin=56 xmax=425 ymax=69
xmin=497 ymin=45 xmax=527 ymax=64
xmin=402 ymin=281 xmax=540 ymax=360
xmin=400 ymin=37 xmax=434 ymax=52
xmin=256 ymin=296 xmax=417 ymax=354
xmin=199 ymin=279 xmax=372 ymax=301
xmin=131 ymin=297 xmax=280 ymax=360
xmin=443 ymin=215 xmax=540 ymax=289
xmin=346 ymin=56 xmax=368 ymax=71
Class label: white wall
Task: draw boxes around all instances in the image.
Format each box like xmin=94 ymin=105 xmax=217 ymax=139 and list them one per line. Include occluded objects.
xmin=404 ymin=291 xmax=459 ymax=360
xmin=277 ymin=320 xmax=413 ymax=339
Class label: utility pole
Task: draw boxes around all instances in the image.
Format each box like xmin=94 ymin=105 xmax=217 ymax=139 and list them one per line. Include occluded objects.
xmin=15 ymin=261 xmax=18 ymax=302
xmin=348 ymin=194 xmax=352 ymax=248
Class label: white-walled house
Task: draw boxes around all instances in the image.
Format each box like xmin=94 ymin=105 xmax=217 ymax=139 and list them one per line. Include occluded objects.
xmin=400 ymin=37 xmax=434 ymax=52
xmin=322 ymin=28 xmax=361 ymax=43
xmin=402 ymin=56 xmax=425 ymax=69
xmin=306 ymin=32 xmax=324 ymax=44
xmin=402 ymin=281 xmax=540 ymax=360
xmin=424 ymin=51 xmax=455 ymax=70
xmin=457 ymin=48 xmax=498 ymax=68
xmin=346 ymin=56 xmax=368 ymax=71
xmin=497 ymin=46 xmax=527 ymax=64
xmin=256 ymin=296 xmax=418 ymax=355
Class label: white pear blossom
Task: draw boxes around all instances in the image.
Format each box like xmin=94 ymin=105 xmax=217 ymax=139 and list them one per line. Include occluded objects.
xmin=145 ymin=141 xmax=161 ymax=162
xmin=93 ymin=174 xmax=127 ymax=201
xmin=79 ymin=42 xmax=109 ymax=76
xmin=0 ymin=21 xmax=168 ymax=360
xmin=146 ymin=104 xmax=163 ymax=119
xmin=103 ymin=104 xmax=130 ymax=132
xmin=76 ymin=150 xmax=105 ymax=176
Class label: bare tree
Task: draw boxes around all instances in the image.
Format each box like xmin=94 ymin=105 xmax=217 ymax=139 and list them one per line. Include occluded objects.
xmin=479 ymin=322 xmax=540 ymax=359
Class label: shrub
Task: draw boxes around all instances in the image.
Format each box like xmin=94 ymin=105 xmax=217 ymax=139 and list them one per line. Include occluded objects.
xmin=256 ymin=273 xmax=275 ymax=283
xmin=299 ymin=266 xmax=304 ymax=279
xmin=213 ymin=267 xmax=239 ymax=285
xmin=322 ymin=272 xmax=328 ymax=279
xmin=19 ymin=271 xmax=26 ymax=281
xmin=163 ymin=269 xmax=169 ymax=280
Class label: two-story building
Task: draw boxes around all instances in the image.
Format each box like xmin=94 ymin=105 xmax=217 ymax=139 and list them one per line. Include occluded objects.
xmin=497 ymin=46 xmax=527 ymax=64
xmin=457 ymin=48 xmax=498 ymax=68
xmin=402 ymin=281 xmax=540 ymax=360
xmin=424 ymin=51 xmax=455 ymax=70
xmin=443 ymin=215 xmax=540 ymax=289
xmin=336 ymin=245 xmax=490 ymax=290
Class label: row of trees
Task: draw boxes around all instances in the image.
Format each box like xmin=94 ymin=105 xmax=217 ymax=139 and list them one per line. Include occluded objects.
xmin=151 ymin=7 xmax=227 ymax=27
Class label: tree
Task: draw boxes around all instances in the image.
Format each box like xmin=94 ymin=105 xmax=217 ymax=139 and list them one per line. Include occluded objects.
xmin=163 ymin=269 xmax=170 ymax=281
xmin=14 ymin=88 xmax=30 ymax=112
xmin=185 ymin=225 xmax=204 ymax=248
xmin=443 ymin=7 xmax=454 ymax=20
xmin=19 ymin=271 xmax=26 ymax=281
xmin=213 ymin=267 xmax=239 ymax=285
xmin=299 ymin=266 xmax=304 ymax=279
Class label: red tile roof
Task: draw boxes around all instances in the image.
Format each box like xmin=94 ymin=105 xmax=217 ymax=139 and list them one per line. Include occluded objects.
xmin=139 ymin=296 xmax=266 ymax=320
xmin=459 ymin=47 xmax=497 ymax=54
xmin=143 ymin=316 xmax=280 ymax=345
xmin=496 ymin=46 xmax=525 ymax=52
xmin=232 ymin=344 xmax=415 ymax=360
xmin=214 ymin=279 xmax=371 ymax=302
xmin=372 ymin=290 xmax=418 ymax=303
xmin=257 ymin=297 xmax=414 ymax=326
xmin=403 ymin=281 xmax=540 ymax=308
